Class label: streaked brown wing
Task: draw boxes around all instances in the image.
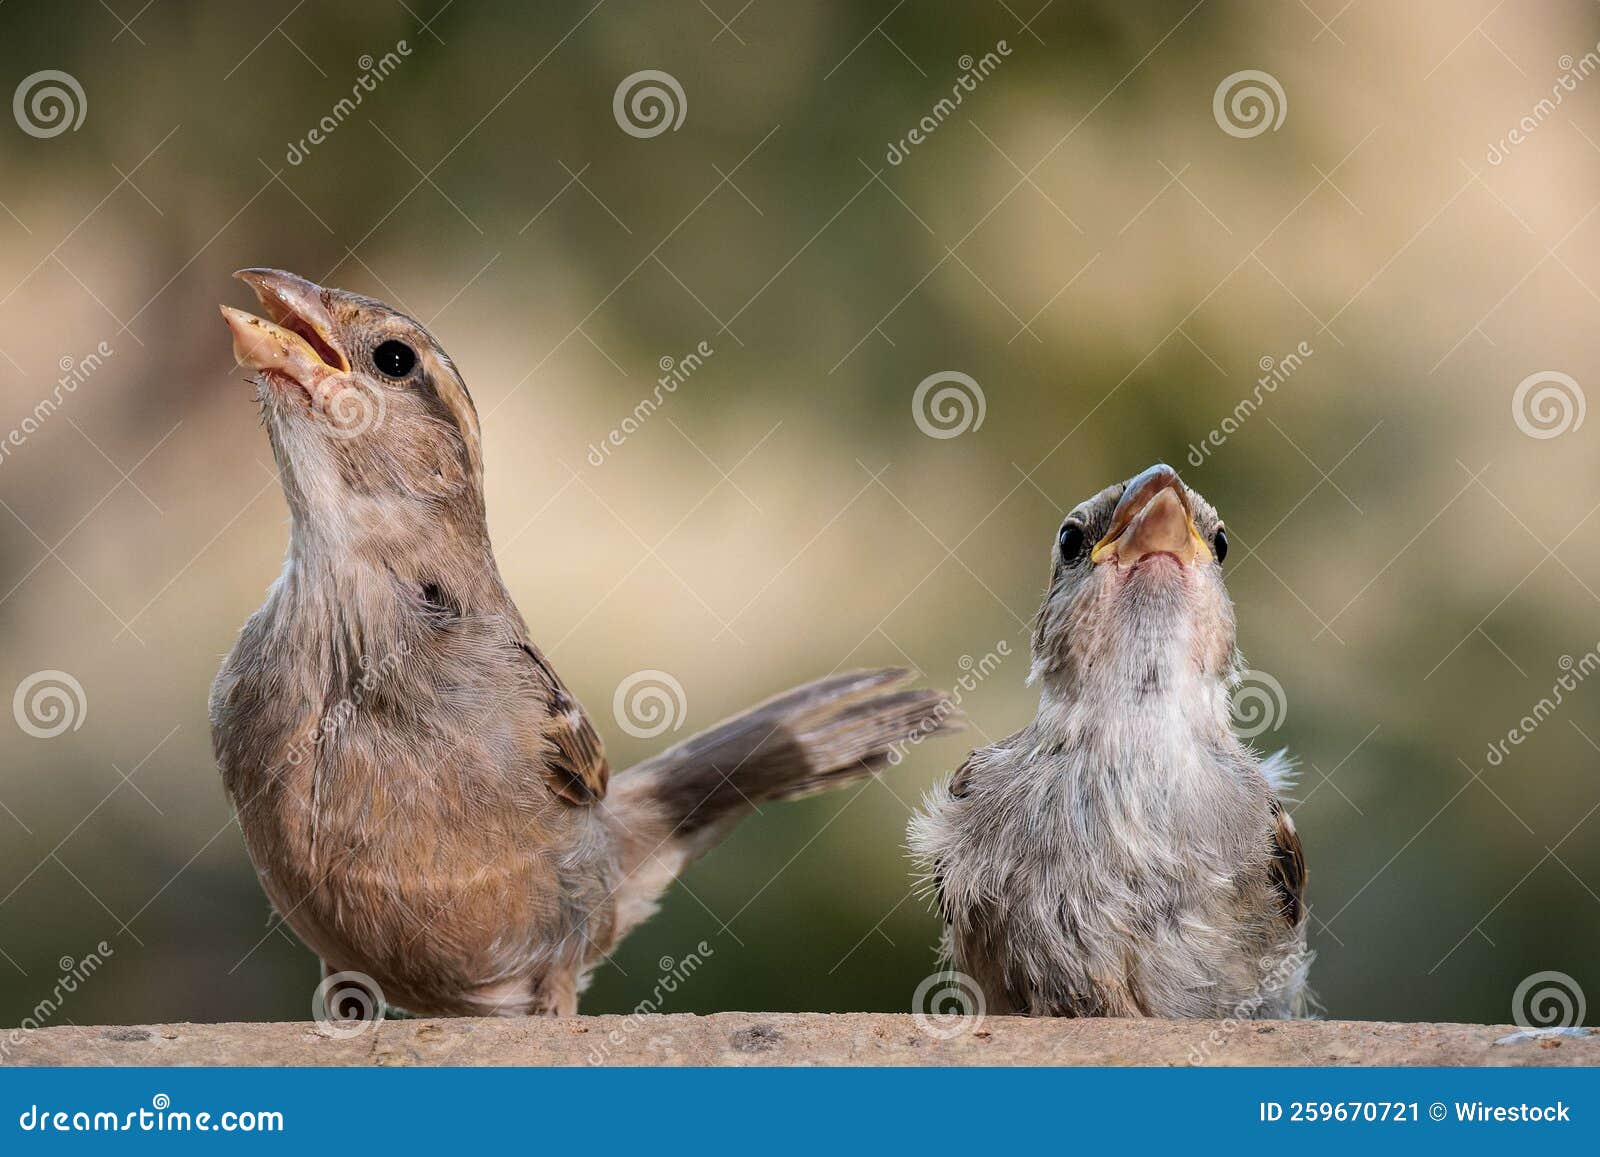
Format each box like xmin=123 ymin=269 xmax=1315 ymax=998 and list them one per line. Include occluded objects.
xmin=947 ymin=732 xmax=1022 ymax=799
xmin=519 ymin=643 xmax=609 ymax=805
xmin=1267 ymin=798 xmax=1307 ymax=927
xmin=948 ymin=750 xmax=981 ymax=799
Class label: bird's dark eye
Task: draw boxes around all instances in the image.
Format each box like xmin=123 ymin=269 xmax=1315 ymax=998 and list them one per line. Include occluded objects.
xmin=372 ymin=339 xmax=417 ymax=378
xmin=1058 ymin=522 xmax=1085 ymax=564
xmin=1213 ymin=526 xmax=1229 ymax=563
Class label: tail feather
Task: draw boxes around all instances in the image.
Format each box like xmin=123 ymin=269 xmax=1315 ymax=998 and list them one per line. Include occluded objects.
xmin=777 ymin=686 xmax=954 ymax=800
xmin=604 ymin=667 xmax=961 ymax=935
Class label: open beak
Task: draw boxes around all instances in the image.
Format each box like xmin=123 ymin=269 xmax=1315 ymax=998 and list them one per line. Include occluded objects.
xmin=220 ymin=268 xmax=349 ymax=391
xmin=1090 ymin=463 xmax=1211 ymax=568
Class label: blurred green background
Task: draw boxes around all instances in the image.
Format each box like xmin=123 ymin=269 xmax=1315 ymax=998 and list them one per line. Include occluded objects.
xmin=1 ymin=1 xmax=1597 ymax=1035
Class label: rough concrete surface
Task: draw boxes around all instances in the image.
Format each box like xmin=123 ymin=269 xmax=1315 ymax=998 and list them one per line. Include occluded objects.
xmin=3 ymin=1014 xmax=1596 ymax=1066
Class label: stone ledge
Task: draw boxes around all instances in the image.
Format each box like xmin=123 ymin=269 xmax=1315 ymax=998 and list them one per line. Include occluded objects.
xmin=2 ymin=1014 xmax=1593 ymax=1067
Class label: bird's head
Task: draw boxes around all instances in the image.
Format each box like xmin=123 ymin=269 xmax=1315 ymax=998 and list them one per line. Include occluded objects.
xmin=220 ymin=269 xmax=485 ymax=554
xmin=1031 ymin=463 xmax=1238 ymax=701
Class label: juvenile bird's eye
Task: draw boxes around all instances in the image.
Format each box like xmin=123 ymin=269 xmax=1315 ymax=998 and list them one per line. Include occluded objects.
xmin=373 ymin=339 xmax=418 ymax=378
xmin=1213 ymin=526 xmax=1229 ymax=563
xmin=1058 ymin=522 xmax=1085 ymax=564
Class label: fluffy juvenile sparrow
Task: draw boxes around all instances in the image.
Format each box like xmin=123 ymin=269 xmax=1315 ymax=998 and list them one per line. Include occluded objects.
xmin=909 ymin=463 xmax=1309 ymax=1018
xmin=211 ymin=268 xmax=959 ymax=1017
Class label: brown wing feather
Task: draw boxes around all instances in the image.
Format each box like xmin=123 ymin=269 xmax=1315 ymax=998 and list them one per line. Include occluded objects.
xmin=948 ymin=750 xmax=980 ymax=799
xmin=1267 ymin=798 xmax=1307 ymax=927
xmin=519 ymin=643 xmax=609 ymax=805
xmin=947 ymin=731 xmax=1022 ymax=799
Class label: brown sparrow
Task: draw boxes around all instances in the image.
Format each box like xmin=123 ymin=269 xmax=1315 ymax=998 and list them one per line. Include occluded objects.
xmin=211 ymin=268 xmax=960 ymax=1017
xmin=909 ymin=463 xmax=1309 ymax=1018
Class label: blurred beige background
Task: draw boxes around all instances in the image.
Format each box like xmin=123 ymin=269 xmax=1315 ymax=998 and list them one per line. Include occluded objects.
xmin=0 ymin=1 xmax=1597 ymax=1032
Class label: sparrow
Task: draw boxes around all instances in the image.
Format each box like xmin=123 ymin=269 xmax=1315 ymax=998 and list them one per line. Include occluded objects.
xmin=909 ymin=463 xmax=1309 ymax=1019
xmin=210 ymin=268 xmax=960 ymax=1017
